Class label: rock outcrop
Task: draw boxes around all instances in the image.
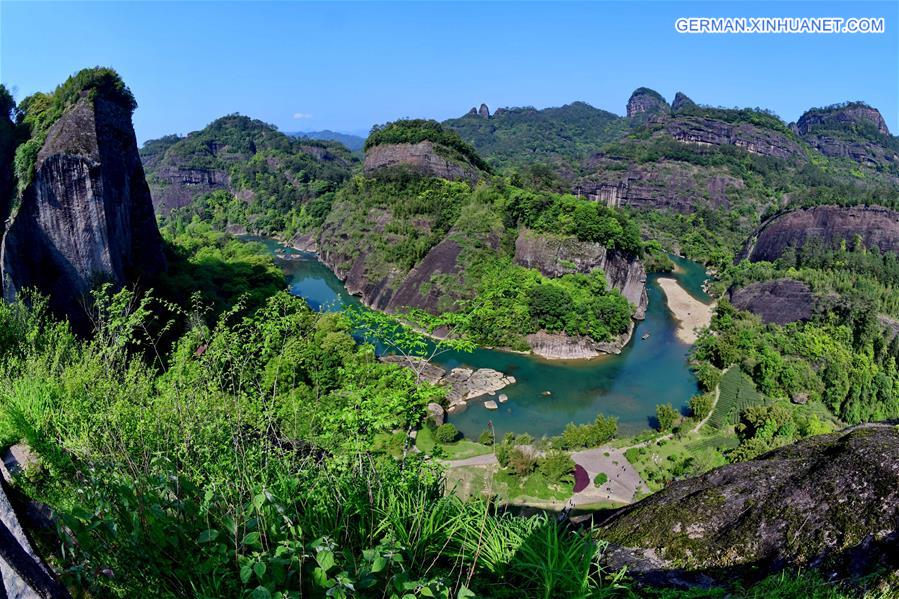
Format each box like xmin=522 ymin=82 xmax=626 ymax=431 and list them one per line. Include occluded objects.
xmin=627 ymin=88 xmax=669 ymax=120
xmin=514 ymin=228 xmax=647 ymax=319
xmin=1 ymin=94 xmax=166 ymax=332
xmin=670 ymin=92 xmax=695 ymax=113
xmin=797 ymin=103 xmax=890 ymax=137
xmin=526 ymin=325 xmax=634 ymax=360
xmin=478 ymin=103 xmax=490 ymax=119
xmin=381 ymin=355 xmax=515 ymax=413
xmin=598 ymin=424 xmax=899 ymax=587
xmin=743 ymin=205 xmax=899 ymax=262
xmin=664 ymin=117 xmax=804 ymax=161
xmin=579 ymin=158 xmax=744 ymax=213
xmin=363 ymin=141 xmax=480 ymax=183
xmin=729 ymin=279 xmax=815 ymax=325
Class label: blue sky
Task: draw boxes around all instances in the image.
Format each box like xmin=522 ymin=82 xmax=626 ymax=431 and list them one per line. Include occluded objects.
xmin=2 ymin=1 xmax=897 ymax=144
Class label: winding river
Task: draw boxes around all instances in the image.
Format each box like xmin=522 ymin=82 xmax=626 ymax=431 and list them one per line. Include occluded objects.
xmin=254 ymin=238 xmax=712 ymax=439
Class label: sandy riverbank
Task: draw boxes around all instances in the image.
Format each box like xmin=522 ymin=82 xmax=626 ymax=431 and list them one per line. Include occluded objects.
xmin=657 ymin=278 xmax=714 ymax=344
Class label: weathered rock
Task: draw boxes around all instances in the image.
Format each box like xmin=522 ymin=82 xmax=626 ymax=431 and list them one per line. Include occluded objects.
xmin=478 ymin=103 xmax=490 ymax=119
xmin=1 ymin=94 xmax=166 ymax=332
xmin=363 ymin=141 xmax=480 ymax=183
xmin=579 ymin=157 xmax=744 ymax=213
xmin=742 ymin=205 xmax=899 ymax=262
xmin=498 ymin=394 xmax=508 ymax=403
xmin=426 ymin=402 xmax=445 ymax=427
xmin=484 ymin=400 xmax=498 ymax=410
xmin=598 ymin=424 xmax=899 ymax=586
xmin=526 ymin=325 xmax=633 ymax=360
xmin=729 ymin=279 xmax=815 ymax=325
xmin=664 ymin=116 xmax=804 ymax=160
xmin=514 ymin=228 xmax=647 ymax=318
xmin=627 ymin=88 xmax=669 ymax=120
xmin=380 ymin=356 xmax=515 ymax=413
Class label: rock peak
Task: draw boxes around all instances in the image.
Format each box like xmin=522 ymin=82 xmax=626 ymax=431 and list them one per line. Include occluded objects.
xmin=797 ymin=101 xmax=889 ymax=136
xmin=671 ymin=91 xmax=696 ymax=112
xmin=627 ymin=87 xmax=669 ymax=120
xmin=478 ymin=103 xmax=490 ymax=119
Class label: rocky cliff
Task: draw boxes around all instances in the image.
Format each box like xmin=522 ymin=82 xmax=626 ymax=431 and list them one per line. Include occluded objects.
xmin=743 ymin=204 xmax=899 ymax=262
xmin=579 ymin=157 xmax=744 ymax=213
xmin=627 ymin=88 xmax=669 ymax=120
xmin=729 ymin=279 xmax=815 ymax=325
xmin=363 ymin=141 xmax=480 ymax=183
xmin=1 ymin=92 xmax=166 ymax=332
xmin=797 ymin=103 xmax=890 ymax=137
xmin=794 ymin=104 xmax=898 ymax=172
xmin=514 ymin=228 xmax=647 ymax=319
xmin=599 ymin=424 xmax=899 ymax=587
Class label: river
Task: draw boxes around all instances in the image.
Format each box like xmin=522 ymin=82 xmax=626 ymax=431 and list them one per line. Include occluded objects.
xmin=253 ymin=238 xmax=712 ymax=439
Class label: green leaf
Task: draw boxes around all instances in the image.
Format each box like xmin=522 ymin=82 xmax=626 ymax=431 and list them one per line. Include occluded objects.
xmin=196 ymin=529 xmax=219 ymax=544
xmin=370 ymin=555 xmax=387 ymax=573
xmin=251 ymin=586 xmax=271 ymax=599
xmin=254 ymin=561 xmax=267 ymax=580
xmin=243 ymin=531 xmax=261 ymax=546
xmin=457 ymin=586 xmax=476 ymax=599
xmin=240 ymin=565 xmax=253 ymax=584
xmin=316 ymin=549 xmax=335 ymax=572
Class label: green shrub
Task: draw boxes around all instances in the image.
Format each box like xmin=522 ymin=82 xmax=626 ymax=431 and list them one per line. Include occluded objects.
xmin=478 ymin=428 xmax=495 ymax=445
xmin=656 ymin=403 xmax=680 ymax=432
xmin=434 ymin=423 xmax=460 ymax=444
xmin=537 ymin=450 xmax=575 ymax=488
xmin=690 ymin=393 xmax=716 ymax=420
xmin=593 ymin=472 xmax=608 ymax=487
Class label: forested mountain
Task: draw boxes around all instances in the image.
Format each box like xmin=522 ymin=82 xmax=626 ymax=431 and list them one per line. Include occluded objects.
xmin=443 ymin=101 xmax=628 ymax=171
xmin=141 ymin=115 xmax=357 ymax=235
xmin=290 ymin=129 xmax=366 ymax=152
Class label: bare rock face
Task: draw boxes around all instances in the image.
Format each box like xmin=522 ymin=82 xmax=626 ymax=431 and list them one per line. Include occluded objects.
xmin=363 ymin=141 xmax=480 ymax=184
xmin=794 ymin=103 xmax=897 ymax=171
xmin=579 ymin=157 xmax=744 ymax=213
xmin=664 ymin=117 xmax=804 ymax=160
xmin=1 ymin=95 xmax=166 ymax=332
xmin=627 ymin=88 xmax=669 ymax=120
xmin=478 ymin=103 xmax=490 ymax=119
xmin=743 ymin=205 xmax=899 ymax=262
xmin=514 ymin=228 xmax=648 ymax=318
xmin=526 ymin=325 xmax=634 ymax=360
xmin=729 ymin=279 xmax=815 ymax=325
xmin=599 ymin=425 xmax=899 ymax=586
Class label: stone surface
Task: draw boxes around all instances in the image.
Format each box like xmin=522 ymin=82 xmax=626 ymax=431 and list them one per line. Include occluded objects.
xmin=598 ymin=424 xmax=899 ymax=587
xmin=743 ymin=205 xmax=899 ymax=262
xmin=627 ymin=88 xmax=669 ymax=120
xmin=797 ymin=103 xmax=890 ymax=137
xmin=514 ymin=228 xmax=647 ymax=319
xmin=1 ymin=95 xmax=166 ymax=332
xmin=670 ymin=92 xmax=696 ymax=113
xmin=525 ymin=324 xmax=634 ymax=360
xmin=426 ymin=402 xmax=445 ymax=427
xmin=363 ymin=141 xmax=480 ymax=183
xmin=484 ymin=400 xmax=498 ymax=410
xmin=729 ymin=279 xmax=815 ymax=325
xmin=664 ymin=116 xmax=804 ymax=161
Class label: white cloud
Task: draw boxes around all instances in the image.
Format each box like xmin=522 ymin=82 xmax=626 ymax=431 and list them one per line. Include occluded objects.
xmin=292 ymin=112 xmax=312 ymax=120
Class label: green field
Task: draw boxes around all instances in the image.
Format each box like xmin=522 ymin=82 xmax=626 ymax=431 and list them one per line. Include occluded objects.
xmin=707 ymin=368 xmax=768 ymax=429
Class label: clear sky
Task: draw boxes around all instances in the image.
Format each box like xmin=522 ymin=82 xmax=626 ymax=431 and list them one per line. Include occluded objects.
xmin=2 ymin=1 xmax=897 ymax=144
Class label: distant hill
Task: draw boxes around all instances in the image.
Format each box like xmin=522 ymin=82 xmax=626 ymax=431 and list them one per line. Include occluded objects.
xmin=443 ymin=101 xmax=628 ymax=170
xmin=289 ymin=130 xmax=366 ymax=152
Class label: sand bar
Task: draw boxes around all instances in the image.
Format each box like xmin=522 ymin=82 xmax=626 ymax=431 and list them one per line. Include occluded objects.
xmin=657 ymin=278 xmax=714 ymax=344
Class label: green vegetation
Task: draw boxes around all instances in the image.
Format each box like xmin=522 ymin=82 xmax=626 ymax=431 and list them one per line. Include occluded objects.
xmin=706 ymin=368 xmax=767 ymax=429
xmin=434 ymin=422 xmax=460 ymax=443
xmin=444 ymin=101 xmax=628 ymax=170
xmin=537 ymin=449 xmax=576 ymax=489
xmin=655 ymin=403 xmax=680 ymax=432
xmin=148 ymin=114 xmax=356 ymax=236
xmin=593 ymin=472 xmax=608 ymax=487
xmin=366 ymin=118 xmax=490 ymax=172
xmin=556 ymin=414 xmax=618 ymax=450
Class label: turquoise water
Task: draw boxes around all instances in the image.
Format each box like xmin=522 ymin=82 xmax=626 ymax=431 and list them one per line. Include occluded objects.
xmin=254 ymin=237 xmax=711 ymax=439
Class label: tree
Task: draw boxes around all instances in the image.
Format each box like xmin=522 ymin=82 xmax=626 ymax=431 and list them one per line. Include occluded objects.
xmin=656 ymin=403 xmax=679 ymax=432
xmin=538 ymin=450 xmax=575 ymax=488
xmin=434 ymin=423 xmax=460 ymax=444
xmin=527 ymin=283 xmax=573 ymax=331
xmin=689 ymin=393 xmax=715 ymax=420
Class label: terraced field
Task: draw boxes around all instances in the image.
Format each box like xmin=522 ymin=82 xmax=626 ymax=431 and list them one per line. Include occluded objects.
xmin=706 ymin=368 xmax=768 ymax=429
